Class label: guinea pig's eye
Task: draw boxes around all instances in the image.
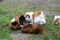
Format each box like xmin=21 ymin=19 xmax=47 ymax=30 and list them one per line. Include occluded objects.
xmin=12 ymin=21 xmax=17 ymax=26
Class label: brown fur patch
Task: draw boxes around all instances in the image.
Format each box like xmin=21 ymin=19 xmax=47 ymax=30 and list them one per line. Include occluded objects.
xmin=21 ymin=23 xmax=44 ymax=34
xmin=32 ymin=11 xmax=42 ymax=20
xmin=9 ymin=16 xmax=21 ymax=30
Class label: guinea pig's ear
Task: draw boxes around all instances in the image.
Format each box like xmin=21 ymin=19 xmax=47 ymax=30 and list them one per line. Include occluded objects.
xmin=11 ymin=21 xmax=17 ymax=26
xmin=19 ymin=15 xmax=25 ymax=20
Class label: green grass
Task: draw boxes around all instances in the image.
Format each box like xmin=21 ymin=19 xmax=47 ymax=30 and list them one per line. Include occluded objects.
xmin=31 ymin=35 xmax=40 ymax=40
xmin=0 ymin=6 xmax=60 ymax=40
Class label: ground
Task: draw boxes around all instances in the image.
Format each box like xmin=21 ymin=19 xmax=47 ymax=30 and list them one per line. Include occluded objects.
xmin=0 ymin=0 xmax=60 ymax=40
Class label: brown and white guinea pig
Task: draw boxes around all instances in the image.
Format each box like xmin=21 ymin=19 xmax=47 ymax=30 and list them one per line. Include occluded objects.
xmin=54 ymin=16 xmax=60 ymax=25
xmin=24 ymin=11 xmax=46 ymax=25
xmin=9 ymin=15 xmax=26 ymax=30
xmin=21 ymin=23 xmax=44 ymax=34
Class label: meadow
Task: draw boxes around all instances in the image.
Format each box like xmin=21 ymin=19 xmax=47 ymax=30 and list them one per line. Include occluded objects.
xmin=0 ymin=6 xmax=60 ymax=40
xmin=0 ymin=0 xmax=60 ymax=40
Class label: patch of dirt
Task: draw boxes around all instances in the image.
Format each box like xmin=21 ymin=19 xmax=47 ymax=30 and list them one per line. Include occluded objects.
xmin=0 ymin=38 xmax=5 ymax=40
xmin=9 ymin=32 xmax=43 ymax=40
xmin=0 ymin=0 xmax=3 ymax=2
xmin=55 ymin=29 xmax=60 ymax=33
xmin=10 ymin=32 xmax=31 ymax=40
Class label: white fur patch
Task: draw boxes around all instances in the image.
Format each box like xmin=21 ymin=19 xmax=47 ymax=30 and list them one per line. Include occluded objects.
xmin=24 ymin=12 xmax=34 ymax=22
xmin=34 ymin=11 xmax=46 ymax=24
xmin=54 ymin=16 xmax=60 ymax=20
xmin=11 ymin=18 xmax=15 ymax=22
xmin=54 ymin=16 xmax=60 ymax=22
xmin=34 ymin=16 xmax=46 ymax=24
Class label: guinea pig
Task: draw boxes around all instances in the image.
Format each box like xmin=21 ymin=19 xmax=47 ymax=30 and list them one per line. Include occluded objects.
xmin=21 ymin=23 xmax=44 ymax=34
xmin=9 ymin=16 xmax=21 ymax=30
xmin=24 ymin=11 xmax=46 ymax=25
xmin=9 ymin=15 xmax=26 ymax=30
xmin=54 ymin=16 xmax=60 ymax=25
